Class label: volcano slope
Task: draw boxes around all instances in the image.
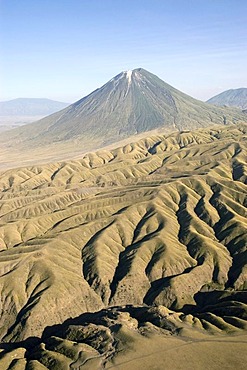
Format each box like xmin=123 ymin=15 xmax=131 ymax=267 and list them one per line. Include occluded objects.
xmin=0 ymin=68 xmax=246 ymax=169
xmin=0 ymin=124 xmax=246 ymax=369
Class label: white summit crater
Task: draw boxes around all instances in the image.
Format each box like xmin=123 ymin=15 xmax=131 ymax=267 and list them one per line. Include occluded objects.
xmin=122 ymin=70 xmax=133 ymax=97
xmin=126 ymin=70 xmax=133 ymax=84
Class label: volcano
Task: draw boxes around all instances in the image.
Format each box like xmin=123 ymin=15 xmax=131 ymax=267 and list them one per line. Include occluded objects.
xmin=1 ymin=68 xmax=246 ymax=158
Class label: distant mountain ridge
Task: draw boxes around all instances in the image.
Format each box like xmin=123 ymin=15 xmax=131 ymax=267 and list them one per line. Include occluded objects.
xmin=1 ymin=69 xmax=246 ymax=153
xmin=207 ymin=88 xmax=247 ymax=110
xmin=0 ymin=98 xmax=69 ymax=116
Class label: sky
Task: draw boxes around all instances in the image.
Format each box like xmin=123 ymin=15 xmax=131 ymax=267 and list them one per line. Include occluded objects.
xmin=0 ymin=0 xmax=246 ymax=102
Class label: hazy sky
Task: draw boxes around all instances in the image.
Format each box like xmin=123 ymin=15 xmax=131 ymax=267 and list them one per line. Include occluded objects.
xmin=1 ymin=0 xmax=246 ymax=102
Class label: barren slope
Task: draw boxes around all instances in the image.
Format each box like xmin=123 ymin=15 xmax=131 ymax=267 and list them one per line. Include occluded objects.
xmin=0 ymin=124 xmax=246 ymax=369
xmin=207 ymin=88 xmax=247 ymax=110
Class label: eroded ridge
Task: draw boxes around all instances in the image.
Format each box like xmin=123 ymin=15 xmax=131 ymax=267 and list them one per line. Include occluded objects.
xmin=0 ymin=124 xmax=246 ymax=345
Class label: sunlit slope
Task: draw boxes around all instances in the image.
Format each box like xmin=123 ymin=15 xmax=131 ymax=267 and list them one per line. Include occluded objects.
xmin=0 ymin=124 xmax=246 ymax=345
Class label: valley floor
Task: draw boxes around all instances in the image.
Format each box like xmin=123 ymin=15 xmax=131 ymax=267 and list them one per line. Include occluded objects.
xmin=107 ymin=333 xmax=247 ymax=370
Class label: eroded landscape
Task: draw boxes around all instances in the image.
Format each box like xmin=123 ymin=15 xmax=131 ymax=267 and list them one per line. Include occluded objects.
xmin=0 ymin=123 xmax=246 ymax=369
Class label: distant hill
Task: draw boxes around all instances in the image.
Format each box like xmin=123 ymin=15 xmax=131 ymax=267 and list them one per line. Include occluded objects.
xmin=207 ymin=88 xmax=247 ymax=110
xmin=0 ymin=98 xmax=69 ymax=116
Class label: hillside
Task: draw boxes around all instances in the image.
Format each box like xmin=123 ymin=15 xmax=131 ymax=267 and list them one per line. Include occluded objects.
xmin=207 ymin=88 xmax=247 ymax=110
xmin=0 ymin=98 xmax=69 ymax=116
xmin=0 ymin=123 xmax=246 ymax=369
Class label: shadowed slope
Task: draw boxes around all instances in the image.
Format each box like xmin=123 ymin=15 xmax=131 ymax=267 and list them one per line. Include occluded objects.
xmin=0 ymin=297 xmax=246 ymax=370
